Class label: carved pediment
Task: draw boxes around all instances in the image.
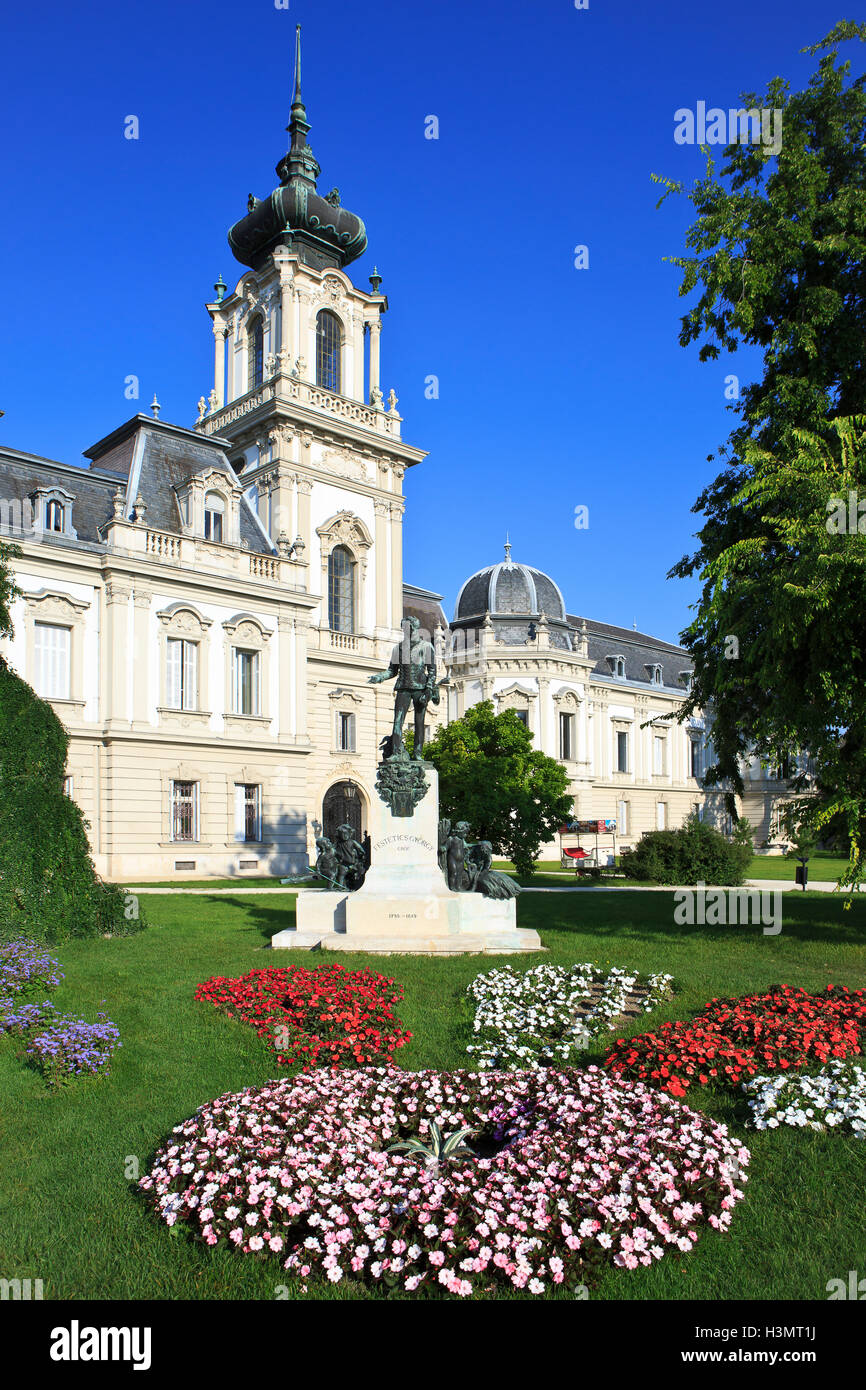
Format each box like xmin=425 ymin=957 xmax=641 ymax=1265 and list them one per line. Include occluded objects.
xmin=316 ymin=510 xmax=373 ymax=553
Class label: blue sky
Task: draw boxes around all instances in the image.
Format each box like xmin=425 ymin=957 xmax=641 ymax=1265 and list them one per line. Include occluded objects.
xmin=0 ymin=0 xmax=856 ymax=642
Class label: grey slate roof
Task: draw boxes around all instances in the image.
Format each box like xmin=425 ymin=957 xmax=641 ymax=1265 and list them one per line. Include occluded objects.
xmin=568 ymin=614 xmax=692 ymax=690
xmin=0 ymin=416 xmax=273 ymax=556
xmin=455 ymin=560 xmax=567 ymax=622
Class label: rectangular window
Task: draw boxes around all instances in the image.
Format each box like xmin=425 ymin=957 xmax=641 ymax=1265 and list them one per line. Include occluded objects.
xmin=235 ymin=784 xmax=261 ymax=843
xmin=172 ymin=781 xmax=199 ymax=842
xmin=233 ymin=649 xmax=260 ymax=715
xmin=34 ymin=623 xmax=71 ymax=699
xmin=616 ymin=730 xmax=629 ymax=773
xmin=559 ymin=712 xmax=573 ymax=761
xmin=166 ymin=638 xmax=198 ymax=710
xmin=653 ymin=735 xmax=664 ymax=774
xmin=656 ymin=800 xmax=667 ymax=830
xmin=204 ymin=509 xmax=223 ymax=543
xmin=690 ymin=740 xmax=703 ymax=779
xmin=694 ymin=801 xmax=704 ymax=823
xmin=617 ymin=799 xmax=629 ymax=836
xmin=63 ymin=776 xmax=73 ymax=798
xmin=337 ymin=711 xmax=356 ymax=752
xmin=514 ymin=709 xmax=529 ymax=727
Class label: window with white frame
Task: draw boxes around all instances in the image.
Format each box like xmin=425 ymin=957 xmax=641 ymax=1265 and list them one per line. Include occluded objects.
xmin=166 ymin=638 xmax=198 ymax=710
xmin=656 ymin=800 xmax=667 ymax=830
xmin=653 ymin=734 xmax=665 ymax=774
xmin=559 ymin=711 xmax=574 ymax=761
xmin=337 ymin=711 xmax=356 ymax=752
xmin=693 ymin=801 xmax=704 ymax=822
xmin=514 ymin=709 xmax=529 ymax=727
xmin=46 ymin=499 xmax=64 ymax=532
xmin=34 ymin=622 xmax=71 ymax=699
xmin=63 ymin=776 xmax=74 ymax=798
xmin=235 ymin=783 xmax=261 ymax=843
xmin=617 ymin=799 xmax=629 ymax=835
xmin=232 ymin=648 xmax=261 ymax=715
xmin=616 ymin=730 xmax=629 ymax=773
xmin=172 ymin=781 xmax=199 ymax=842
xmin=204 ymin=492 xmax=225 ymax=544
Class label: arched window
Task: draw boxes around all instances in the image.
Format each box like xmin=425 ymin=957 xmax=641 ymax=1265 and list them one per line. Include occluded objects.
xmin=204 ymin=491 xmax=225 ymax=543
xmin=316 ymin=310 xmax=342 ymax=394
xmin=247 ymin=315 xmax=264 ymax=391
xmin=323 ymin=780 xmax=363 ymax=842
xmin=328 ymin=545 xmax=355 ymax=633
xmin=46 ymin=499 xmax=64 ymax=532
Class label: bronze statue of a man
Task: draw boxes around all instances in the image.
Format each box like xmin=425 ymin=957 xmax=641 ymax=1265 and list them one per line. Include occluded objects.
xmin=368 ymin=616 xmax=439 ymax=760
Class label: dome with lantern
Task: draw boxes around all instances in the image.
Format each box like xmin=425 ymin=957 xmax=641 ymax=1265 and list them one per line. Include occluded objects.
xmin=453 ymin=540 xmax=574 ymax=649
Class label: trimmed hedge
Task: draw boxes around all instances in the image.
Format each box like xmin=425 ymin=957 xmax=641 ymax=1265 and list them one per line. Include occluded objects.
xmin=0 ymin=660 xmax=138 ymax=941
xmin=620 ymin=818 xmax=753 ymax=886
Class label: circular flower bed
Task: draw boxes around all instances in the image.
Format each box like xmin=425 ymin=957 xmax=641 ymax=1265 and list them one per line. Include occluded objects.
xmin=139 ymin=1066 xmax=749 ymax=1296
xmin=195 ymin=965 xmax=411 ymax=1069
xmin=605 ymin=984 xmax=866 ymax=1098
xmin=743 ymin=1061 xmax=866 ymax=1136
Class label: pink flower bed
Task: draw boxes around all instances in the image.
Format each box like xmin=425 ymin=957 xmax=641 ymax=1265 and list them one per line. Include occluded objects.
xmin=139 ymin=1066 xmax=748 ymax=1297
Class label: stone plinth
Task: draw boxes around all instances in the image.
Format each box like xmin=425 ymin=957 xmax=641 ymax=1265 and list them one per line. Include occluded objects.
xmin=272 ymin=766 xmax=542 ymax=955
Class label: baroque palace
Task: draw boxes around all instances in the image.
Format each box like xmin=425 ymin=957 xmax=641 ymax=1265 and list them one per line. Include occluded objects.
xmin=0 ymin=39 xmax=788 ymax=879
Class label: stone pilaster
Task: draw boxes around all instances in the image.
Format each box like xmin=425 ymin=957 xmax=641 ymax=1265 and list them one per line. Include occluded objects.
xmin=131 ymin=588 xmax=152 ymax=726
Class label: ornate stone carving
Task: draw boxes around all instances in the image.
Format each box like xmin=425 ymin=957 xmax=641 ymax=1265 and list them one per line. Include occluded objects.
xmin=375 ymin=750 xmax=429 ymax=818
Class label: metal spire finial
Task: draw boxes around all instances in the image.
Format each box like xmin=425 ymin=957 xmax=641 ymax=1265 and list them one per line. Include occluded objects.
xmin=504 ymin=532 xmax=512 ymax=564
xmin=292 ymin=24 xmax=302 ymax=106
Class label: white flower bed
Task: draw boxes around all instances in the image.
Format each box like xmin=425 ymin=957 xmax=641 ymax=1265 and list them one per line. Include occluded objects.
xmin=467 ymin=962 xmax=675 ymax=1070
xmin=742 ymin=1061 xmax=866 ymax=1136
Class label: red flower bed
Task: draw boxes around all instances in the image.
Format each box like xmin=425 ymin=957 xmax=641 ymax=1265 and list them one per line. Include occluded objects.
xmin=604 ymin=985 xmax=866 ymax=1098
xmin=195 ymin=965 xmax=411 ymax=1070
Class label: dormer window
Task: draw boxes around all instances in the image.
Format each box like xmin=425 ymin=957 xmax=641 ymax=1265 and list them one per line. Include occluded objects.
xmin=646 ymin=663 xmax=663 ymax=686
xmin=680 ymin=670 xmax=694 ymax=692
xmin=316 ymin=310 xmax=342 ymax=393
xmin=204 ymin=492 xmax=225 ymax=544
xmin=607 ymin=654 xmax=626 ymax=679
xmin=31 ymin=487 xmax=77 ymax=540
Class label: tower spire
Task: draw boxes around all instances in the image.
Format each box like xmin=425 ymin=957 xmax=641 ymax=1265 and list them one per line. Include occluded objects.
xmin=281 ymin=24 xmax=315 ymax=186
xmin=504 ymin=532 xmax=512 ymax=564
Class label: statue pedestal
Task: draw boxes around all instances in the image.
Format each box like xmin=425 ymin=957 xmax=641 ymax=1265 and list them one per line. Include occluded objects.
xmin=272 ymin=767 xmax=542 ymax=956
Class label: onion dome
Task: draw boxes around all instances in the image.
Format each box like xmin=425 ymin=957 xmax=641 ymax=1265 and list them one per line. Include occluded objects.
xmin=227 ymin=26 xmax=367 ymax=273
xmin=455 ymin=539 xmax=568 ymax=623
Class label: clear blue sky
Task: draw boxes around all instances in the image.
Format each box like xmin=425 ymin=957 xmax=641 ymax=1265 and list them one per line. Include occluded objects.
xmin=0 ymin=0 xmax=855 ymax=643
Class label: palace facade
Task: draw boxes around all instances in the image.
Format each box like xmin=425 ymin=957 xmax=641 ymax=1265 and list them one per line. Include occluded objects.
xmin=0 ymin=40 xmax=790 ymax=879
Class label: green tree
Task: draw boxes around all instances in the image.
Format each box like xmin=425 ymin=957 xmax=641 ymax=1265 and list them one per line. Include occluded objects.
xmin=655 ymin=25 xmax=866 ymax=888
xmin=0 ymin=539 xmax=20 ymax=640
xmin=0 ymin=542 xmax=137 ymax=940
xmin=424 ymin=702 xmax=572 ymax=876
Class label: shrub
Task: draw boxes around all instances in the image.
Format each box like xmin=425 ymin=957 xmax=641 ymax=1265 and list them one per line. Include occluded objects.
xmin=195 ymin=964 xmax=411 ymax=1069
xmin=0 ymin=661 xmax=137 ymax=941
xmin=620 ymin=816 xmax=753 ymax=886
xmin=140 ymin=1066 xmax=749 ymax=1297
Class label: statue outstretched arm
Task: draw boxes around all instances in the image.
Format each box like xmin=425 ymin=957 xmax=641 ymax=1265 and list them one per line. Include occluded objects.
xmin=368 ymin=662 xmax=399 ymax=685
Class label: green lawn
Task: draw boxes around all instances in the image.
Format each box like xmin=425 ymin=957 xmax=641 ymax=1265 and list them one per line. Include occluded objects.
xmin=2 ymin=890 xmax=865 ymax=1301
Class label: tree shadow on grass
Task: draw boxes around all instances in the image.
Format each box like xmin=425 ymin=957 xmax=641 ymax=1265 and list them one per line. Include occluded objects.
xmin=210 ymin=895 xmax=298 ymax=946
xmin=517 ymin=891 xmax=866 ymax=948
